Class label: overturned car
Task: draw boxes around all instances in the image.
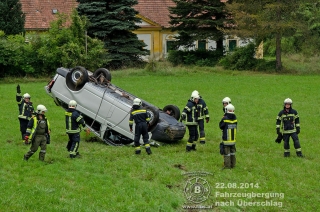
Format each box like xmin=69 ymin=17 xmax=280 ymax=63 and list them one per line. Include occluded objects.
xmin=45 ymin=66 xmax=186 ymax=146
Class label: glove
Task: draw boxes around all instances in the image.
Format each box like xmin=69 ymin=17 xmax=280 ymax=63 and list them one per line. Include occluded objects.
xmin=17 ymin=84 xmax=21 ymax=93
xmin=46 ymin=134 xmax=50 ymax=144
xmin=275 ymin=133 xmax=283 ymax=143
xmin=24 ymin=135 xmax=29 ymax=144
xmin=180 ymin=114 xmax=186 ymax=122
xmin=219 ymin=142 xmax=224 ymax=155
xmin=276 ymin=128 xmax=281 ymax=135
xmin=296 ymin=127 xmax=300 ymax=134
xmin=205 ymin=117 xmax=210 ymax=123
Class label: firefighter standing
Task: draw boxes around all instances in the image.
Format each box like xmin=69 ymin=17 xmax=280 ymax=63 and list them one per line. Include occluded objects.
xmin=191 ymin=90 xmax=210 ymax=144
xmin=276 ymin=98 xmax=303 ymax=157
xmin=181 ymin=92 xmax=200 ymax=152
xmin=129 ymin=98 xmax=152 ymax=155
xmin=65 ymin=100 xmax=89 ymax=158
xmin=219 ymin=104 xmax=237 ymax=168
xmin=24 ymin=105 xmax=50 ymax=161
xmin=16 ymin=84 xmax=34 ymax=143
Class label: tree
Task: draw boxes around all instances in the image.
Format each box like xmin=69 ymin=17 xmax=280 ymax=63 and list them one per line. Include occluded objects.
xmin=225 ymin=0 xmax=317 ymax=71
xmin=0 ymin=0 xmax=25 ymax=35
xmin=76 ymin=0 xmax=147 ymax=69
xmin=169 ymin=0 xmax=233 ymax=54
xmin=35 ymin=10 xmax=108 ymax=73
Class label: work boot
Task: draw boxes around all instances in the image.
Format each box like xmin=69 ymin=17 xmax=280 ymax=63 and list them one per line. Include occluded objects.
xmin=284 ymin=152 xmax=290 ymax=157
xmin=191 ymin=144 xmax=197 ymax=151
xmin=186 ymin=145 xmax=192 ymax=152
xmin=224 ymin=156 xmax=231 ymax=168
xmin=200 ymin=140 xmax=205 ymax=144
xmin=70 ymin=154 xmax=76 ymax=159
xmin=296 ymin=151 xmax=304 ymax=157
xmin=146 ymin=148 xmax=152 ymax=155
xmin=135 ymin=149 xmax=141 ymax=155
xmin=23 ymin=155 xmax=28 ymax=161
xmin=231 ymin=155 xmax=236 ymax=168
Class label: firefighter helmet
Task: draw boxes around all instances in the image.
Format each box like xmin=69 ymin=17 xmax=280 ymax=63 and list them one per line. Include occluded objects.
xmin=36 ymin=105 xmax=47 ymax=114
xmin=191 ymin=92 xmax=200 ymax=101
xmin=222 ymin=97 xmax=231 ymax=104
xmin=23 ymin=93 xmax=31 ymax=99
xmin=284 ymin=98 xmax=293 ymax=105
xmin=133 ymin=98 xmax=142 ymax=106
xmin=191 ymin=90 xmax=200 ymax=97
xmin=225 ymin=104 xmax=235 ymax=114
xmin=69 ymin=100 xmax=77 ymax=108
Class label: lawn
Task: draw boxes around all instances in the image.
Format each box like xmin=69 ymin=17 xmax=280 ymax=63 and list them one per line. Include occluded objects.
xmin=1 ymin=67 xmax=319 ymax=212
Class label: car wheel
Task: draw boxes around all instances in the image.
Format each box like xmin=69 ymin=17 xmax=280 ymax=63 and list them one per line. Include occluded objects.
xmin=94 ymin=68 xmax=112 ymax=83
xmin=163 ymin=104 xmax=180 ymax=120
xmin=144 ymin=106 xmax=159 ymax=131
xmin=66 ymin=66 xmax=89 ymax=90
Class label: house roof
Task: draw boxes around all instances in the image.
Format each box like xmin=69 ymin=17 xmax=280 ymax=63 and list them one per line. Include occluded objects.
xmin=20 ymin=0 xmax=78 ymax=30
xmin=20 ymin=0 xmax=175 ymax=30
xmin=134 ymin=0 xmax=175 ymax=28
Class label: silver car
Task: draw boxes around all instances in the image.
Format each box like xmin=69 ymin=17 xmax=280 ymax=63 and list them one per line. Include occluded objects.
xmin=45 ymin=66 xmax=186 ymax=146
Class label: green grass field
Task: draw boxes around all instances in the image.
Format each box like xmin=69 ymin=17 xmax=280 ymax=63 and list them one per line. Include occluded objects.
xmin=1 ymin=67 xmax=320 ymax=212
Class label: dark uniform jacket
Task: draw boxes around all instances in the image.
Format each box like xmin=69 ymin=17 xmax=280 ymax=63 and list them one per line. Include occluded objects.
xmin=129 ymin=105 xmax=150 ymax=130
xmin=182 ymin=100 xmax=198 ymax=125
xmin=65 ymin=108 xmax=86 ymax=134
xmin=219 ymin=113 xmax=237 ymax=145
xmin=276 ymin=108 xmax=300 ymax=134
xmin=16 ymin=94 xmax=34 ymax=120
xmin=26 ymin=115 xmax=50 ymax=141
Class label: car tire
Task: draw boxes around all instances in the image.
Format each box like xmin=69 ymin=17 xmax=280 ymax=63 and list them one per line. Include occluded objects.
xmin=94 ymin=68 xmax=112 ymax=82
xmin=163 ymin=104 xmax=180 ymax=120
xmin=144 ymin=106 xmax=159 ymax=131
xmin=66 ymin=66 xmax=89 ymax=91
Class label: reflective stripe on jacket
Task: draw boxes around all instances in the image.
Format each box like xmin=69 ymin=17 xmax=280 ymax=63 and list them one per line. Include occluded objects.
xmin=26 ymin=116 xmax=50 ymax=140
xmin=220 ymin=113 xmax=237 ymax=145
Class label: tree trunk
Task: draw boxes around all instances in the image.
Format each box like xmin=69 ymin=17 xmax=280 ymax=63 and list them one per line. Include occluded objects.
xmin=275 ymin=32 xmax=282 ymax=72
xmin=216 ymin=38 xmax=224 ymax=56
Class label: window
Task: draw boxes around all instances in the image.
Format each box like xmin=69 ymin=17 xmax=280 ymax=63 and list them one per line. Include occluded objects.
xmin=198 ymin=40 xmax=206 ymax=50
xmin=228 ymin=40 xmax=237 ymax=51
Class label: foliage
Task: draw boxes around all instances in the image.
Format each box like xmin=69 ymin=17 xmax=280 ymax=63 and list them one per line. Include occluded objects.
xmin=35 ymin=10 xmax=108 ymax=74
xmin=219 ymin=43 xmax=259 ymax=70
xmin=169 ymin=0 xmax=233 ymax=53
xmin=167 ymin=49 xmax=222 ymax=67
xmin=0 ymin=33 xmax=35 ymax=77
xmin=0 ymin=11 xmax=108 ymax=77
xmin=0 ymin=0 xmax=25 ymax=35
xmin=77 ymin=0 xmax=148 ymax=69
xmin=2 ymin=71 xmax=320 ymax=211
xmin=225 ymin=0 xmax=318 ymax=71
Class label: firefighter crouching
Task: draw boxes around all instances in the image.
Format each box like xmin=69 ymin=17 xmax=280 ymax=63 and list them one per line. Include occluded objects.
xmin=181 ymin=92 xmax=200 ymax=152
xmin=24 ymin=105 xmax=50 ymax=161
xmin=16 ymin=84 xmax=34 ymax=143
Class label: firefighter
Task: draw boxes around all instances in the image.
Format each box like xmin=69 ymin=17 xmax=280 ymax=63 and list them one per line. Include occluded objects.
xmin=16 ymin=84 xmax=34 ymax=143
xmin=222 ymin=97 xmax=231 ymax=113
xmin=191 ymin=90 xmax=210 ymax=144
xmin=23 ymin=105 xmax=50 ymax=161
xmin=65 ymin=100 xmax=90 ymax=158
xmin=276 ymin=98 xmax=303 ymax=157
xmin=181 ymin=92 xmax=200 ymax=152
xmin=129 ymin=98 xmax=152 ymax=155
xmin=219 ymin=104 xmax=237 ymax=168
